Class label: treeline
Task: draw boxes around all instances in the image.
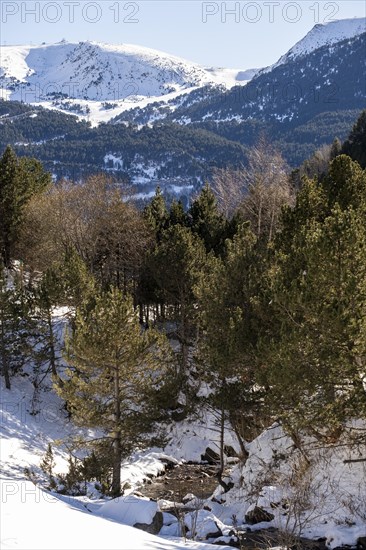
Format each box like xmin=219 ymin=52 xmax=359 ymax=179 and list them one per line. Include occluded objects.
xmin=167 ymin=34 xmax=366 ymax=127
xmin=1 ymin=110 xmax=366 ymax=495
xmin=0 ymin=100 xmax=247 ymax=182
xmin=0 ymin=100 xmax=89 ymax=146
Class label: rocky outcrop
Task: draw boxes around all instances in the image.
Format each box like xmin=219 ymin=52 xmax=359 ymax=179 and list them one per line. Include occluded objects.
xmin=245 ymin=506 xmax=275 ymax=525
xmin=134 ymin=510 xmax=163 ymax=535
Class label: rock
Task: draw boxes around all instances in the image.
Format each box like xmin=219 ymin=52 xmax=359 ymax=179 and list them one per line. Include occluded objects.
xmin=134 ymin=510 xmax=163 ymax=535
xmin=201 ymin=447 xmax=220 ymax=464
xmin=357 ymin=538 xmax=366 ymax=550
xmin=160 ymin=457 xmax=177 ymax=471
xmin=245 ymin=506 xmax=275 ymax=525
xmin=185 ymin=509 xmax=223 ymax=541
xmin=224 ymin=445 xmax=238 ymax=458
xmin=182 ymin=493 xmax=196 ymax=504
xmin=212 ymin=536 xmax=240 ymax=547
xmin=99 ymin=494 xmax=162 ymax=534
xmin=206 ymin=527 xmax=223 ymax=540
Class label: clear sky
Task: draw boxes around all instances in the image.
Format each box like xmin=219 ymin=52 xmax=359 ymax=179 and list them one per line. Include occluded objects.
xmin=1 ymin=1 xmax=365 ymax=68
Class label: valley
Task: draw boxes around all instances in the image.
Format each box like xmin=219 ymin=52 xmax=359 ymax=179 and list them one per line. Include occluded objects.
xmin=1 ymin=13 xmax=366 ymax=550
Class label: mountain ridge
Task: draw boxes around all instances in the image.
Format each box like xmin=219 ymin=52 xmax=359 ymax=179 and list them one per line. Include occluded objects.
xmin=0 ymin=40 xmax=254 ymax=124
xmin=260 ymin=16 xmax=366 ymax=74
xmin=1 ymin=17 xmax=364 ymax=124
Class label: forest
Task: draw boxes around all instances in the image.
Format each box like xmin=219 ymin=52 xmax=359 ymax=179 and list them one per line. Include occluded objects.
xmin=1 ymin=109 xmax=366 ymax=500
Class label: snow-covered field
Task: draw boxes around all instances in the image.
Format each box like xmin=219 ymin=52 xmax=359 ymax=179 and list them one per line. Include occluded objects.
xmin=1 ymin=365 xmax=365 ymax=549
xmin=0 ymin=372 xmax=234 ymax=549
xmin=1 ymin=308 xmax=365 ymax=549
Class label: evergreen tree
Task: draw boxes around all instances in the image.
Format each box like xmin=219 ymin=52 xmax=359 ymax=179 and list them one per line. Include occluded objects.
xmin=196 ymin=224 xmax=268 ymax=454
xmin=0 ymin=264 xmax=34 ymax=389
xmin=168 ymin=199 xmax=187 ymax=227
xmin=148 ymin=224 xmax=206 ymax=373
xmin=29 ymin=251 xmax=95 ymax=392
xmin=0 ymin=146 xmax=51 ymax=267
xmin=342 ymin=110 xmax=366 ymax=168
xmin=143 ymin=186 xmax=168 ymax=238
xmin=188 ymin=183 xmax=226 ymax=253
xmin=323 ymin=154 xmax=366 ymax=211
xmin=40 ymin=443 xmax=55 ymax=479
xmin=0 ymin=147 xmax=21 ymax=267
xmin=260 ymin=162 xmax=366 ymax=439
xmin=57 ymin=288 xmax=171 ymax=496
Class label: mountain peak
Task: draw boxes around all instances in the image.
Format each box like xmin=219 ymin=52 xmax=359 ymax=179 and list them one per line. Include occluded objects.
xmin=262 ymin=16 xmax=365 ymax=74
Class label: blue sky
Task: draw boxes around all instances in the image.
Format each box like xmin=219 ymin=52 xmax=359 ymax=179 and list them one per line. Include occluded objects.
xmin=1 ymin=1 xmax=365 ymax=68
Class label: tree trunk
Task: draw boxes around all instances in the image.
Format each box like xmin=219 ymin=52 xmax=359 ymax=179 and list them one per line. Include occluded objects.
xmin=217 ymin=405 xmax=232 ymax=493
xmin=180 ymin=292 xmax=189 ymax=373
xmin=47 ymin=308 xmax=58 ymax=378
xmin=111 ymin=432 xmax=122 ymax=497
xmin=138 ymin=302 xmax=143 ymax=324
xmin=0 ymin=309 xmax=11 ymax=389
xmin=229 ymin=413 xmax=249 ymax=461
xmin=111 ymin=367 xmax=122 ymax=497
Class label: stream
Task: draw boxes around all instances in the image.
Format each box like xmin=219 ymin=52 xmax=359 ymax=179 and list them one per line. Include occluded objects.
xmin=138 ymin=462 xmax=220 ymax=502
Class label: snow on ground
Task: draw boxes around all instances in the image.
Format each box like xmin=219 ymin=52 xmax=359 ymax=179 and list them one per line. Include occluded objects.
xmin=1 ymin=304 xmax=365 ymax=549
xmin=0 ymin=41 xmax=255 ymax=125
xmin=0 ymin=363 xmax=233 ymax=549
xmin=261 ymin=17 xmax=366 ymax=74
xmin=35 ymin=87 xmax=204 ymax=127
xmin=0 ymin=479 xmax=231 ymax=550
xmin=213 ymin=422 xmax=366 ymax=548
xmin=1 ymin=366 xmax=366 ymax=548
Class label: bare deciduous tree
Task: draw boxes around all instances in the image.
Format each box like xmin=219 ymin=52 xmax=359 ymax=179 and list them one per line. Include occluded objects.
xmin=211 ymin=138 xmax=294 ymax=241
xmin=19 ymin=175 xmax=151 ymax=292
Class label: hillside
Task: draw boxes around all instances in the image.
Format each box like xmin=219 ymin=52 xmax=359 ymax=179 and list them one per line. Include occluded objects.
xmin=0 ymin=41 xmax=253 ymax=125
xmin=260 ymin=16 xmax=366 ymax=73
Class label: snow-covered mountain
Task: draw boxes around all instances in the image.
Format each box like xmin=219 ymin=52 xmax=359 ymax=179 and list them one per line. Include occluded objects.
xmin=261 ymin=16 xmax=366 ymax=73
xmin=109 ymin=17 xmax=366 ymax=128
xmin=0 ymin=41 xmax=254 ymax=124
xmin=2 ymin=18 xmax=364 ymax=125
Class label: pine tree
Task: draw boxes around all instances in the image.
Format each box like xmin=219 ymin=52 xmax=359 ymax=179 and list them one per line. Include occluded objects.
xmin=342 ymin=110 xmax=366 ymax=168
xmin=57 ymin=288 xmax=171 ymax=496
xmin=148 ymin=224 xmax=207 ymax=372
xmin=196 ymin=224 xmax=268 ymax=452
xmin=143 ymin=186 xmax=168 ymax=238
xmin=0 ymin=147 xmax=21 ymax=267
xmin=260 ymin=163 xmax=366 ymax=439
xmin=168 ymin=199 xmax=187 ymax=227
xmin=0 ymin=264 xmax=34 ymax=389
xmin=188 ymin=183 xmax=226 ymax=253
xmin=27 ymin=251 xmax=96 ymax=398
xmin=323 ymin=154 xmax=366 ymax=211
xmin=40 ymin=443 xmax=55 ymax=478
xmin=0 ymin=146 xmax=50 ymax=267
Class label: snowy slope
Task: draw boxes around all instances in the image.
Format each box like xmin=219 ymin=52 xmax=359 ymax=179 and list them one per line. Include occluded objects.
xmin=1 ymin=301 xmax=365 ymax=549
xmin=261 ymin=17 xmax=366 ymax=73
xmin=0 ymin=41 xmax=215 ymax=99
xmin=1 ymin=479 xmax=232 ymax=550
xmin=0 ymin=371 xmax=234 ymax=550
xmin=1 ymin=366 xmax=366 ymax=549
xmin=0 ymin=41 xmax=253 ymax=124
